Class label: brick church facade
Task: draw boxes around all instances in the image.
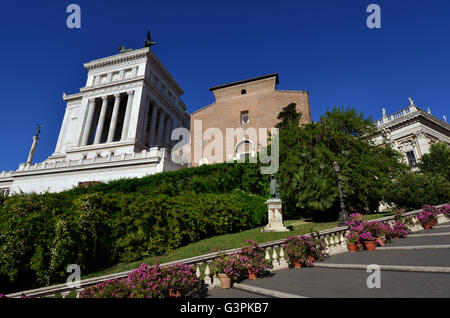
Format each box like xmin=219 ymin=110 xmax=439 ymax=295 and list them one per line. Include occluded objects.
xmin=190 ymin=73 xmax=312 ymax=166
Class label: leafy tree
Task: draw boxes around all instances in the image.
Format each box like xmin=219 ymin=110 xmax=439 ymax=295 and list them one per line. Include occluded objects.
xmin=276 ymin=105 xmax=405 ymax=219
xmin=384 ymin=171 xmax=450 ymax=210
xmin=418 ymin=142 xmax=450 ymax=180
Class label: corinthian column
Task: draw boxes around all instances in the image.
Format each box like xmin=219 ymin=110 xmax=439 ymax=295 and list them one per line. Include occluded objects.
xmin=121 ymin=90 xmax=134 ymax=140
xmin=94 ymin=96 xmax=109 ymax=144
xmin=81 ymin=98 xmax=96 ymax=146
xmin=107 ymin=94 xmax=121 ymax=143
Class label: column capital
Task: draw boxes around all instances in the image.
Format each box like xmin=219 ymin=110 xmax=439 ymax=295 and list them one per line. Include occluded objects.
xmin=88 ymin=97 xmax=96 ymax=102
xmin=114 ymin=93 xmax=121 ymax=99
xmin=127 ymin=90 xmax=135 ymax=95
xmin=101 ymin=96 xmax=108 ymax=100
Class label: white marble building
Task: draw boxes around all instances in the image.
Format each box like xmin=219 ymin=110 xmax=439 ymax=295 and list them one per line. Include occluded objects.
xmin=373 ymin=98 xmax=450 ymax=169
xmin=0 ymin=46 xmax=190 ymax=194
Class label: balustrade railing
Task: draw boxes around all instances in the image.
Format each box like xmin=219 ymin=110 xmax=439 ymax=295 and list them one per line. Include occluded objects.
xmin=5 ymin=205 xmax=447 ymax=298
xmin=5 ymin=149 xmax=165 ymax=175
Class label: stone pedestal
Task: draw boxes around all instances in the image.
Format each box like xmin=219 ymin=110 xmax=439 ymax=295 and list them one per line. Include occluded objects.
xmin=262 ymin=198 xmax=289 ymax=232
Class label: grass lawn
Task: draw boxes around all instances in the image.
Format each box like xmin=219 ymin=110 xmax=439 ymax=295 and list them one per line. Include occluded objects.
xmin=82 ymin=212 xmax=392 ymax=279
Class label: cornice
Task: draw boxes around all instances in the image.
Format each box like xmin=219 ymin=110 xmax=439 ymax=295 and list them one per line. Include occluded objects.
xmin=84 ymin=48 xmax=150 ymax=72
xmin=83 ymin=48 xmax=184 ymax=96
xmin=80 ymin=77 xmax=145 ymax=97
xmin=63 ymin=92 xmax=83 ymax=101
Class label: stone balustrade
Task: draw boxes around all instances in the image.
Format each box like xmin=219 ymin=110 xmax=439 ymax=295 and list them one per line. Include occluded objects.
xmin=0 ymin=148 xmax=166 ymax=176
xmin=5 ymin=205 xmax=447 ymax=298
xmin=376 ymin=105 xmax=419 ymax=127
xmin=0 ymin=171 xmax=12 ymax=178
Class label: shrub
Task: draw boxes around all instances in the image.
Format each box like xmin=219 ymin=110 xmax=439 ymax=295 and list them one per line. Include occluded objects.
xmin=211 ymin=254 xmax=247 ymax=282
xmin=79 ymin=278 xmax=129 ymax=298
xmin=392 ymin=221 xmax=409 ymax=238
xmin=282 ymin=235 xmax=327 ymax=267
xmin=79 ymin=263 xmax=201 ymax=298
xmin=439 ymin=204 xmax=450 ymax=218
xmin=237 ymin=240 xmax=271 ymax=275
xmin=0 ymin=191 xmax=266 ymax=293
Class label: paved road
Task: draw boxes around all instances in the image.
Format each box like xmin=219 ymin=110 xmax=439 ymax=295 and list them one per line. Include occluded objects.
xmin=207 ymin=224 xmax=450 ymax=298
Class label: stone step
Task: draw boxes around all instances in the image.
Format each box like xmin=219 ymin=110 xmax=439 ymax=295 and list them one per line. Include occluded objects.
xmin=408 ymin=232 xmax=450 ymax=238
xmin=377 ymin=244 xmax=450 ymax=250
xmin=314 ymin=263 xmax=450 ymax=273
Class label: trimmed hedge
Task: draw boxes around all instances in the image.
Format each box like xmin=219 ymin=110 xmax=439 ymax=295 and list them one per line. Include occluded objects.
xmin=63 ymin=162 xmax=269 ymax=197
xmin=0 ymin=191 xmax=267 ymax=293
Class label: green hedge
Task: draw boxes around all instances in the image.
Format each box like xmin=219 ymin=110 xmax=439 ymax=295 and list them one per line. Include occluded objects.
xmin=0 ymin=191 xmax=267 ymax=293
xmin=64 ymin=162 xmax=269 ymax=197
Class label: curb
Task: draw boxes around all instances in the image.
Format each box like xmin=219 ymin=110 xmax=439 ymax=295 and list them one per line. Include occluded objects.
xmin=232 ymin=283 xmax=306 ymax=298
xmin=377 ymin=245 xmax=450 ymax=250
xmin=314 ymin=263 xmax=450 ymax=273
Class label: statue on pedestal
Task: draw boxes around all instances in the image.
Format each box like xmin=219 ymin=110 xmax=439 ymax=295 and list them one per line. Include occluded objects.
xmin=270 ymin=175 xmax=280 ymax=199
xmin=262 ymin=175 xmax=289 ymax=232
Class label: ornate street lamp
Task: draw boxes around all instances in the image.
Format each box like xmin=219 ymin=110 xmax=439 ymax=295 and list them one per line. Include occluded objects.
xmin=332 ymin=161 xmax=349 ymax=227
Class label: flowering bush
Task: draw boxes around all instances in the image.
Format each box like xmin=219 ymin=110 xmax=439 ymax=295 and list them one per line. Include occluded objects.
xmin=392 ymin=220 xmax=409 ymax=238
xmin=79 ymin=278 xmax=129 ymax=298
xmin=345 ymin=230 xmax=359 ymax=244
xmin=345 ymin=213 xmax=382 ymax=249
xmin=79 ymin=263 xmax=201 ymax=298
xmin=417 ymin=205 xmax=438 ymax=226
xmin=237 ymin=240 xmax=271 ymax=275
xmin=364 ymin=221 xmax=388 ymax=239
xmin=439 ymin=204 xmax=450 ymax=218
xmin=358 ymin=230 xmax=376 ymax=243
xmin=345 ymin=213 xmax=365 ymax=229
xmin=282 ymin=235 xmax=327 ymax=267
xmin=282 ymin=236 xmax=305 ymax=265
xmin=212 ymin=253 xmax=247 ymax=281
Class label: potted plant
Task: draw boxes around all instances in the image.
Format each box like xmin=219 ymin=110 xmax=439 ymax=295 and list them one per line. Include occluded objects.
xmin=282 ymin=236 xmax=306 ymax=268
xmin=418 ymin=209 xmax=437 ymax=229
xmin=359 ymin=231 xmax=377 ymax=251
xmin=163 ymin=263 xmax=201 ymax=298
xmin=364 ymin=221 xmax=388 ymax=246
xmin=238 ymin=240 xmax=271 ymax=280
xmin=345 ymin=230 xmax=359 ymax=252
xmin=392 ymin=220 xmax=409 ymax=238
xmin=212 ymin=253 xmax=246 ymax=288
xmin=439 ymin=204 xmax=450 ymax=218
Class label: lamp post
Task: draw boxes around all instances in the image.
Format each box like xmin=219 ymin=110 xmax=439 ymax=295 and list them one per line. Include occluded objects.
xmin=332 ymin=161 xmax=348 ymax=227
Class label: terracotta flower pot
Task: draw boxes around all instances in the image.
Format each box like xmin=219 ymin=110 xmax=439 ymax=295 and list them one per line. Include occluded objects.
xmin=218 ymin=273 xmax=232 ymax=289
xmin=168 ymin=289 xmax=182 ymax=298
xmin=294 ymin=261 xmax=302 ymax=268
xmin=347 ymin=243 xmax=357 ymax=253
xmin=364 ymin=241 xmax=376 ymax=251
xmin=423 ymin=223 xmax=432 ymax=230
xmin=310 ymin=257 xmax=316 ymax=262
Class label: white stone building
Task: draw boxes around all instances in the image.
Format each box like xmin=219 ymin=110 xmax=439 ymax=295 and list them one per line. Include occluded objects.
xmin=373 ymin=98 xmax=450 ymax=168
xmin=0 ymin=47 xmax=190 ymax=194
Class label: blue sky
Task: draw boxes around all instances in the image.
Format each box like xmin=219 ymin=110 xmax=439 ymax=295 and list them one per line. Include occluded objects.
xmin=0 ymin=0 xmax=449 ymax=171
